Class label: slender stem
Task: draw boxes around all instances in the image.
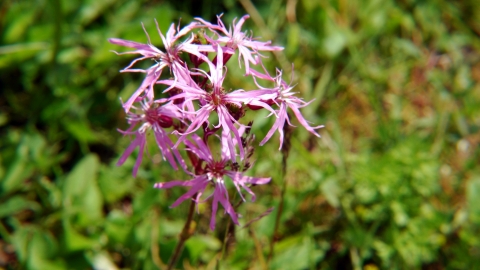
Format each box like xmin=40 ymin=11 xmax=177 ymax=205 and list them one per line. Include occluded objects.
xmin=220 ymin=213 xmax=232 ymax=261
xmin=167 ymin=199 xmax=197 ymax=270
xmin=249 ymin=227 xmax=268 ymax=270
xmin=268 ymin=117 xmax=293 ymax=261
xmin=220 ymin=194 xmax=239 ymax=261
xmin=268 ymin=166 xmax=287 ymax=261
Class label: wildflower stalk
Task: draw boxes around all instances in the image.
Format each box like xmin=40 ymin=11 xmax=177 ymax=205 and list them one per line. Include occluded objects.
xmin=220 ymin=216 xmax=233 ymax=262
xmin=268 ymin=117 xmax=293 ymax=261
xmin=249 ymin=227 xmax=268 ymax=270
xmin=167 ymin=199 xmax=197 ymax=270
xmin=220 ymin=194 xmax=240 ymax=261
xmin=110 ymin=14 xmax=322 ymax=255
xmin=151 ymin=208 xmax=166 ymax=269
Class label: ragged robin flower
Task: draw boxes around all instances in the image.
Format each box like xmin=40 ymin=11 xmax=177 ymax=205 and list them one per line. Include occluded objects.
xmin=153 ymin=135 xmax=270 ymax=230
xmin=195 ymin=14 xmax=283 ymax=75
xmin=109 ymin=14 xmax=321 ymax=231
xmin=109 ymin=20 xmax=213 ymax=112
xmin=117 ymin=99 xmax=187 ymax=176
xmin=158 ymin=45 xmax=276 ymax=160
xmin=249 ymin=65 xmax=324 ymax=149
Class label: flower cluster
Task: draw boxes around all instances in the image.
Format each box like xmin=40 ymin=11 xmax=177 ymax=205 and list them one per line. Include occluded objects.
xmin=109 ymin=14 xmax=323 ymax=230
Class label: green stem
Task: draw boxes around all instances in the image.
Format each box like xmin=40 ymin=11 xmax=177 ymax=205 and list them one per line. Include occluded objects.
xmin=268 ymin=117 xmax=293 ymax=261
xmin=220 ymin=193 xmax=239 ymax=261
xmin=167 ymin=199 xmax=196 ymax=270
xmin=268 ymin=164 xmax=287 ymax=261
xmin=220 ymin=214 xmax=232 ymax=261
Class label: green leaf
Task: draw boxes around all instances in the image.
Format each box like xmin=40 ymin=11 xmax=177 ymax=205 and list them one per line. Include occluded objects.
xmin=62 ymin=219 xmax=98 ymax=252
xmin=0 ymin=157 xmax=32 ymax=195
xmin=3 ymin=8 xmax=37 ymax=43
xmin=185 ymin=235 xmax=221 ymax=263
xmin=63 ymin=154 xmax=103 ymax=225
xmin=272 ymin=235 xmax=324 ymax=269
xmin=27 ymin=229 xmax=65 ymax=270
xmin=0 ymin=196 xmax=40 ymax=218
xmin=98 ymin=164 xmax=135 ymax=203
xmin=62 ymin=120 xmax=98 ymax=143
xmin=105 ymin=210 xmax=131 ymax=243
xmin=11 ymin=226 xmax=32 ymax=263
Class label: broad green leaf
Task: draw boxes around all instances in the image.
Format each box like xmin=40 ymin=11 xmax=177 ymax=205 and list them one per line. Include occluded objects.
xmin=62 ymin=219 xmax=98 ymax=252
xmin=11 ymin=226 xmax=33 ymax=263
xmin=3 ymin=9 xmax=37 ymax=43
xmin=62 ymin=120 xmax=98 ymax=143
xmin=98 ymin=164 xmax=135 ymax=203
xmin=185 ymin=235 xmax=222 ymax=263
xmin=272 ymin=235 xmax=324 ymax=270
xmin=27 ymin=229 xmax=65 ymax=270
xmin=63 ymin=154 xmax=103 ymax=225
xmin=105 ymin=210 xmax=131 ymax=243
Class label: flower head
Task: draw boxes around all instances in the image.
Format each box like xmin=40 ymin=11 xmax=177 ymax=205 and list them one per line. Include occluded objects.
xmin=110 ymin=14 xmax=320 ymax=231
xmin=196 ymin=14 xmax=283 ymax=75
xmin=109 ymin=20 xmax=214 ymax=112
xmin=250 ymin=67 xmax=324 ymax=149
xmin=117 ymin=99 xmax=187 ymax=176
xmin=154 ymin=135 xmax=270 ymax=230
xmin=159 ymin=45 xmax=276 ymax=160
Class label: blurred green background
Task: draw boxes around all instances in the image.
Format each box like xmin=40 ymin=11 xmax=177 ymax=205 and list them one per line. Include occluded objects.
xmin=1 ymin=0 xmax=480 ymax=269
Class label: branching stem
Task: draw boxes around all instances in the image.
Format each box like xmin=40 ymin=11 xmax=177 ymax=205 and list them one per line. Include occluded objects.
xmin=167 ymin=199 xmax=197 ymax=270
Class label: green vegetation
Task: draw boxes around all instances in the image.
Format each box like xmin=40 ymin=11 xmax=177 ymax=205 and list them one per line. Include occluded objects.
xmin=1 ymin=0 xmax=479 ymax=269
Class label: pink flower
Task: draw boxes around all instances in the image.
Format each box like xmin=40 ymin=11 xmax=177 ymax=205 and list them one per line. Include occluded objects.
xmin=117 ymin=99 xmax=187 ymax=176
xmin=250 ymin=67 xmax=324 ymax=149
xmin=111 ymin=14 xmax=321 ymax=231
xmin=109 ymin=20 xmax=214 ymax=112
xmin=196 ymin=14 xmax=283 ymax=75
xmin=158 ymin=45 xmax=276 ymax=159
xmin=154 ymin=135 xmax=270 ymax=230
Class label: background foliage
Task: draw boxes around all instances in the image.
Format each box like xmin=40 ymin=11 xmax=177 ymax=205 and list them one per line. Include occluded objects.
xmin=1 ymin=0 xmax=480 ymax=269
